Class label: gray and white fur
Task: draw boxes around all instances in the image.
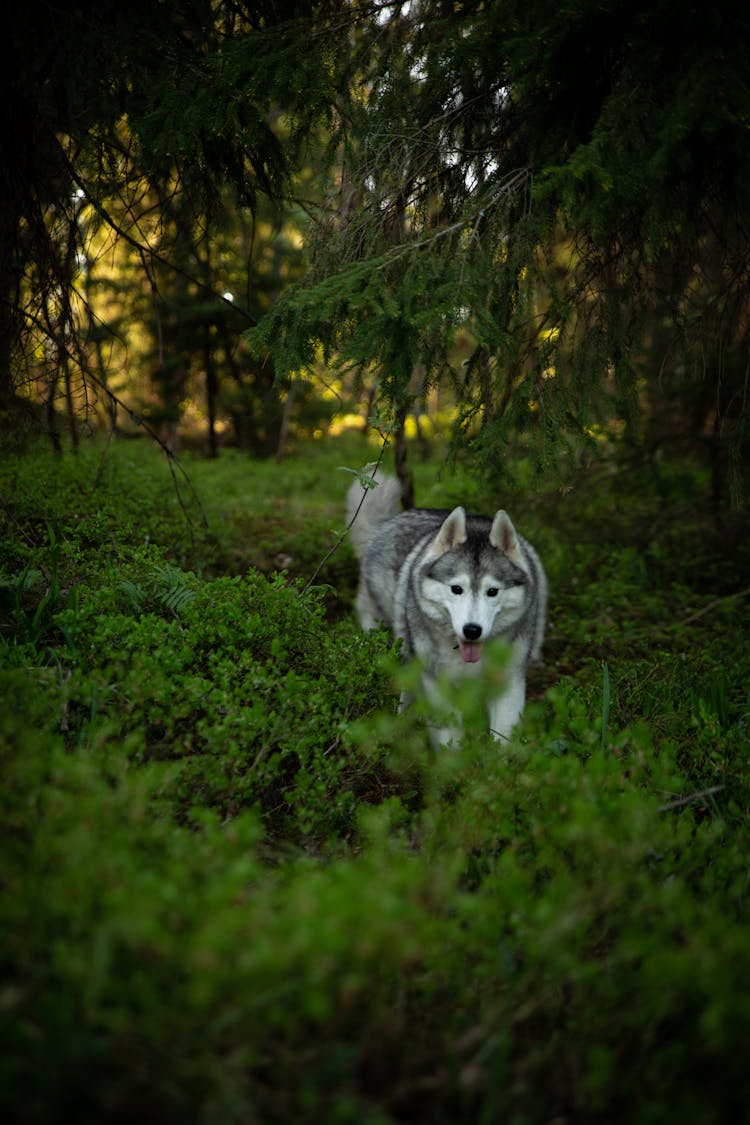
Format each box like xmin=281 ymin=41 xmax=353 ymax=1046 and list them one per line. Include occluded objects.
xmin=347 ymin=471 xmax=547 ymax=746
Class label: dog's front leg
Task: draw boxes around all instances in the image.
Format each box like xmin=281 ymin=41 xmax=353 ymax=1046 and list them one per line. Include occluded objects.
xmin=488 ymin=671 xmax=526 ymax=743
xmin=421 ymin=672 xmax=464 ymax=748
xmin=398 ymin=688 xmax=461 ymax=747
xmin=428 ymin=723 xmax=464 ymax=749
xmin=397 ymin=690 xmax=412 ymax=714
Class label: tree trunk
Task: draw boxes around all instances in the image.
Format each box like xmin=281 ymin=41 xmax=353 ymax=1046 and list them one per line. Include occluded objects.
xmin=205 ymin=342 xmax=219 ymax=459
xmin=394 ymin=401 xmax=414 ymax=509
xmin=276 ymin=378 xmax=298 ymax=459
xmin=0 ymin=206 xmax=22 ymax=419
xmin=62 ymin=352 xmax=79 ymax=451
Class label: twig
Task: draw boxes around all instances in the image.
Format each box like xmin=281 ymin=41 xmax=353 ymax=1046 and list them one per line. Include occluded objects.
xmin=299 ymin=434 xmax=390 ymax=596
xmin=657 ymin=786 xmax=725 ymax=813
xmin=674 ymin=588 xmax=750 ymax=629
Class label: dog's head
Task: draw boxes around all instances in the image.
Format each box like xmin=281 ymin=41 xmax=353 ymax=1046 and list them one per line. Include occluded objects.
xmin=422 ymin=507 xmax=528 ymax=662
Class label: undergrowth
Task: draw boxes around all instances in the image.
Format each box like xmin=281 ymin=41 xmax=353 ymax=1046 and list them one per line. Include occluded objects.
xmin=1 ymin=434 xmax=749 ymax=1124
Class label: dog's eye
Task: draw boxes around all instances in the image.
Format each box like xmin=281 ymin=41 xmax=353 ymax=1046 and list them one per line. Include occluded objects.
xmin=486 ymin=587 xmax=499 ymax=598
xmin=450 ymin=584 xmax=463 ymax=596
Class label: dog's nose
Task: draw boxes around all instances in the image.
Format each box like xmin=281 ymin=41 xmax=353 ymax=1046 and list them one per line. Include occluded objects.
xmin=463 ymin=623 xmax=482 ymax=641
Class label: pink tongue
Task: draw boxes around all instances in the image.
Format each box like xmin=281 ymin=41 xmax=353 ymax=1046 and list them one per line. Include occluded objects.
xmin=459 ymin=640 xmax=483 ymax=664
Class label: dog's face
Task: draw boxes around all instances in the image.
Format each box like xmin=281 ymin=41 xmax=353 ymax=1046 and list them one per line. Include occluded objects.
xmin=422 ymin=507 xmax=528 ymax=662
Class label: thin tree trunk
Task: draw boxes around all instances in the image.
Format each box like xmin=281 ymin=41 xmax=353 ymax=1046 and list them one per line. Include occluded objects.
xmin=62 ymin=351 xmax=79 ymax=450
xmin=276 ymin=378 xmax=297 ymax=459
xmin=46 ymin=370 xmax=62 ymax=454
xmin=394 ymin=401 xmax=414 ymax=509
xmin=206 ymin=342 xmax=219 ymax=458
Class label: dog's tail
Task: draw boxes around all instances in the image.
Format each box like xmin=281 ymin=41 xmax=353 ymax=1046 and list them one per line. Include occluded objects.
xmin=346 ymin=470 xmax=402 ymax=559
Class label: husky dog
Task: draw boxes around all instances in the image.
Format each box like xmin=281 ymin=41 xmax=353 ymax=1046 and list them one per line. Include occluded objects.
xmin=346 ymin=471 xmax=547 ymax=746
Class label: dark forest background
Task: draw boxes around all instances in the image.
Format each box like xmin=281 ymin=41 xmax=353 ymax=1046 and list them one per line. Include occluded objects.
xmin=3 ymin=0 xmax=749 ymax=496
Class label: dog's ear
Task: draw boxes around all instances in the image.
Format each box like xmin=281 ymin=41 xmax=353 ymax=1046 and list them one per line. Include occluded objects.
xmin=490 ymin=510 xmax=523 ymax=565
xmin=430 ymin=506 xmax=467 ymax=557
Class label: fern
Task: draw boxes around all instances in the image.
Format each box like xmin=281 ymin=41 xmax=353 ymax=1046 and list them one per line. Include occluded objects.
xmin=0 ymin=566 xmax=43 ymax=593
xmin=152 ymin=564 xmax=197 ymax=619
xmin=117 ymin=580 xmax=147 ymax=614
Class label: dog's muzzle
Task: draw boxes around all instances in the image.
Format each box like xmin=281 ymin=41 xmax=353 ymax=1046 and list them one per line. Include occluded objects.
xmin=458 ymin=623 xmax=483 ymax=663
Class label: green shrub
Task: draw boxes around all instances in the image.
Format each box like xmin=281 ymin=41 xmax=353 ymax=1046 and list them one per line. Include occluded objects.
xmin=46 ymin=567 xmax=394 ymax=842
xmin=2 ymin=436 xmax=750 ymax=1123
